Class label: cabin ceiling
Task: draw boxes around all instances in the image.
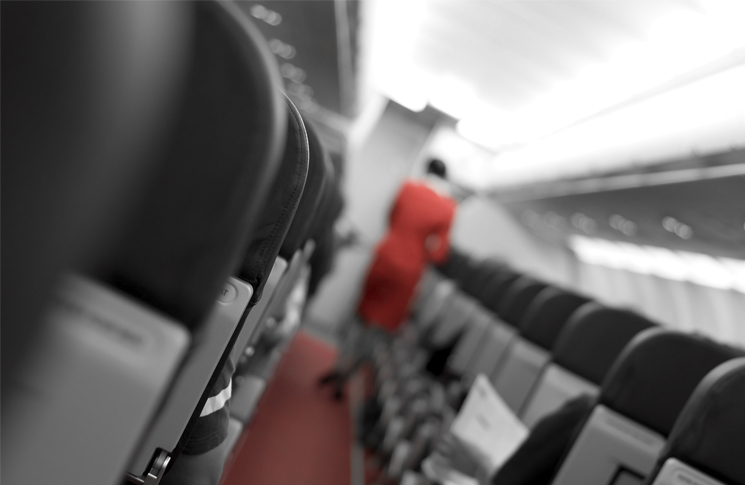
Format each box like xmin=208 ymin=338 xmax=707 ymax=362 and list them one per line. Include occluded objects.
xmin=407 ymin=0 xmax=702 ymax=112
xmin=369 ymin=0 xmax=713 ymax=112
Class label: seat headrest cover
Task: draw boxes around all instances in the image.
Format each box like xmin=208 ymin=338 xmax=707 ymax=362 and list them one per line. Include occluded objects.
xmin=482 ymin=271 xmax=521 ymax=313
xmin=95 ymin=1 xmax=286 ymax=329
xmin=495 ymin=277 xmax=548 ymax=326
xmin=239 ymin=97 xmax=308 ymax=303
xmin=600 ymin=329 xmax=744 ymax=437
xmin=462 ymin=261 xmax=503 ymax=300
xmin=305 ymin=153 xmax=336 ymax=242
xmin=552 ymin=303 xmax=656 ymax=384
xmin=648 ymin=358 xmax=745 ymax=485
xmin=307 ymin=154 xmax=342 ymax=297
xmin=279 ymin=118 xmax=327 ymax=259
xmin=454 ymin=259 xmax=482 ymax=288
xmin=435 ymin=248 xmax=467 ymax=279
xmin=518 ymin=288 xmax=590 ymax=350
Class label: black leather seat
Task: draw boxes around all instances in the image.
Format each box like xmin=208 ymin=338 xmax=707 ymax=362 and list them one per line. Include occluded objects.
xmin=521 ymin=303 xmax=656 ymax=427
xmin=118 ymin=1 xmax=290 ymax=479
xmin=552 ymin=329 xmax=744 ymax=485
xmin=645 ymin=357 xmax=745 ymax=485
xmin=475 ymin=269 xmax=521 ymax=311
xmin=6 ymin=3 xmax=287 ymax=485
xmin=491 ymin=288 xmax=590 ymax=413
xmin=494 ymin=276 xmax=549 ymax=327
xmin=307 ymin=142 xmax=345 ymax=297
xmin=234 ymin=113 xmax=327 ymax=369
xmin=1 ymin=0 xmax=195 ymax=375
xmin=279 ymin=119 xmax=328 ymax=260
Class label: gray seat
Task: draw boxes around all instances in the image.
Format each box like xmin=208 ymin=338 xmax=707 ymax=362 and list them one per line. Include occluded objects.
xmin=492 ymin=288 xmax=589 ymax=413
xmin=461 ymin=277 xmax=548 ymax=386
xmin=446 ymin=306 xmax=493 ymax=375
xmin=552 ymin=329 xmax=744 ymax=485
xmin=521 ymin=303 xmax=656 ymax=427
xmin=646 ymin=357 xmax=745 ymax=485
xmin=445 ymin=269 xmax=526 ymax=378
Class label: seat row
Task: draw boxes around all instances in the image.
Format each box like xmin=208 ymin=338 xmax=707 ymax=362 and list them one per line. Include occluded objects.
xmin=3 ymin=3 xmax=342 ymax=485
xmin=362 ymin=249 xmax=745 ymax=485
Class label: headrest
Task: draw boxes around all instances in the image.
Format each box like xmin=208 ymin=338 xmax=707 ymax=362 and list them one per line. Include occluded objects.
xmin=453 ymin=258 xmax=483 ymax=288
xmin=649 ymin=358 xmax=745 ymax=485
xmin=308 ymin=148 xmax=339 ymax=241
xmin=435 ymin=248 xmax=468 ymax=280
xmin=306 ymin=156 xmax=340 ymax=297
xmin=600 ymin=329 xmax=744 ymax=437
xmin=494 ymin=277 xmax=548 ymax=326
xmin=94 ymin=1 xmax=286 ymax=330
xmin=518 ymin=288 xmax=590 ymax=351
xmin=552 ymin=303 xmax=656 ymax=385
xmin=462 ymin=261 xmax=503 ymax=299
xmin=2 ymin=1 xmax=194 ymax=370
xmin=279 ymin=119 xmax=327 ymax=259
xmin=481 ymin=271 xmax=521 ymax=312
xmin=238 ymin=97 xmax=309 ymax=303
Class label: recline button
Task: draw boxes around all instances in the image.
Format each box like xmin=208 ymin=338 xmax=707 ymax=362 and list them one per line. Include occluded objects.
xmin=217 ymin=283 xmax=237 ymax=303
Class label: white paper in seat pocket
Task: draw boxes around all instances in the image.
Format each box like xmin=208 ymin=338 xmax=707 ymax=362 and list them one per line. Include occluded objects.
xmin=450 ymin=374 xmax=529 ymax=474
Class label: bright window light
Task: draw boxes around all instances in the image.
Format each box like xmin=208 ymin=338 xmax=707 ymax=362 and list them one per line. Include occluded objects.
xmin=643 ymin=246 xmax=689 ymax=281
xmin=679 ymin=251 xmax=735 ymax=290
xmin=719 ymin=258 xmax=745 ymax=293
xmin=569 ymin=236 xmax=745 ymax=292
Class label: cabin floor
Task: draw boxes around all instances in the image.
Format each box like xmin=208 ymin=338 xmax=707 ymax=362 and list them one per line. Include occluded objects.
xmin=221 ymin=330 xmax=367 ymax=485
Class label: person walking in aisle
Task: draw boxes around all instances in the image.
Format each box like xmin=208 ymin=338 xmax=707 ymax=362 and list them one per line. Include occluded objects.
xmin=318 ymin=158 xmax=457 ymax=400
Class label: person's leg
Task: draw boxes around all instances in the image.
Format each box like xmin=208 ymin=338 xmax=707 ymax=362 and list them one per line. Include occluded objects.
xmin=331 ymin=324 xmax=386 ymax=399
xmin=318 ymin=315 xmax=363 ymax=386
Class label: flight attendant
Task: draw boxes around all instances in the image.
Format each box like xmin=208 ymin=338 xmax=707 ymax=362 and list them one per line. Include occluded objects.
xmin=319 ymin=158 xmax=457 ymax=399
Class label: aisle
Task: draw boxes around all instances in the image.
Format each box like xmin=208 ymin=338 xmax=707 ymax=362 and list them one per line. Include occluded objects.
xmin=221 ymin=330 xmax=352 ymax=485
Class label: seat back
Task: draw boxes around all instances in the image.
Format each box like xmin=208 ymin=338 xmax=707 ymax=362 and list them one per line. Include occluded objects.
xmin=6 ymin=3 xmax=286 ymax=485
xmin=464 ymin=278 xmax=548 ymax=385
xmin=131 ymin=94 xmax=309 ymax=474
xmin=231 ymin=101 xmax=316 ymax=355
xmin=492 ymin=288 xmax=590 ymax=413
xmin=521 ymin=304 xmax=655 ymax=427
xmin=647 ymin=358 xmax=745 ymax=485
xmin=446 ymin=305 xmax=492 ymax=375
xmin=552 ymin=330 xmax=744 ymax=485
xmin=460 ymin=261 xmax=503 ymax=299
xmin=306 ymin=146 xmax=345 ymax=297
xmin=464 ymin=317 xmax=517 ymax=383
xmin=494 ymin=276 xmax=548 ymax=326
xmin=262 ymin=120 xmax=329 ymax=331
xmin=428 ymin=293 xmax=478 ymax=347
xmin=1 ymin=1 xmax=193 ymax=376
xmin=482 ymin=271 xmax=521 ymax=315
xmin=237 ymin=97 xmax=309 ymax=305
xmin=278 ymin=120 xmax=327 ymax=261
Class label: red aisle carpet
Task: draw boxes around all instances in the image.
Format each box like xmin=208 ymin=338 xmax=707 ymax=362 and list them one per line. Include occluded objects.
xmin=221 ymin=330 xmax=351 ymax=485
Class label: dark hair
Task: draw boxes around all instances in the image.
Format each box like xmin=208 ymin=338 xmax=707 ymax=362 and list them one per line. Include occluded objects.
xmin=426 ymin=158 xmax=447 ymax=179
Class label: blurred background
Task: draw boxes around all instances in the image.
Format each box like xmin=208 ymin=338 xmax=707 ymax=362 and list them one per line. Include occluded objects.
xmin=247 ymin=0 xmax=745 ymax=345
